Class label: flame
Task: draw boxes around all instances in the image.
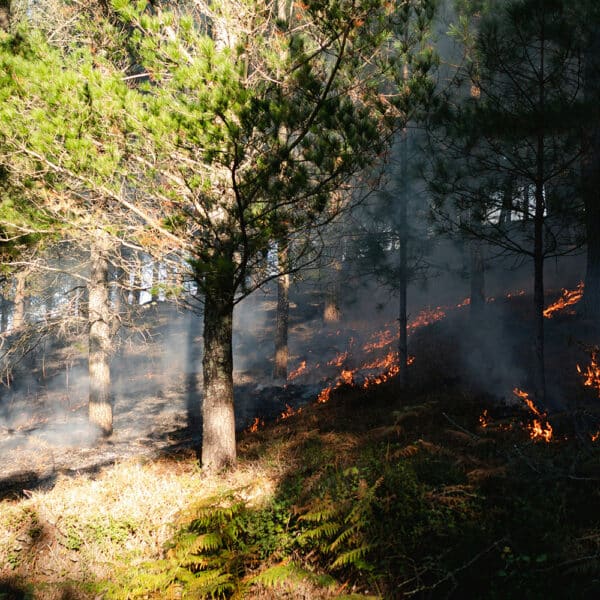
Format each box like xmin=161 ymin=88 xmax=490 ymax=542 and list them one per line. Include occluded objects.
xmin=362 ymin=329 xmax=395 ymax=352
xmin=327 ymin=351 xmax=348 ymax=367
xmin=513 ymin=388 xmax=553 ymax=442
xmin=528 ymin=419 xmax=553 ymax=443
xmin=288 ymin=360 xmax=307 ymax=380
xmin=279 ymin=403 xmax=302 ymax=420
xmin=591 ymin=430 xmax=599 ymax=442
xmin=577 ymin=349 xmax=600 ymax=396
xmin=247 ymin=416 xmax=264 ymax=432
xmin=543 ymin=282 xmax=584 ymax=318
xmin=479 ymin=409 xmax=490 ymax=428
xmin=408 ymin=307 xmax=447 ymax=332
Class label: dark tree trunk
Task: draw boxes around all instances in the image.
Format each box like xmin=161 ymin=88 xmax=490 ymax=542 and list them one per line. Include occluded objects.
xmin=398 ymin=122 xmax=409 ymax=389
xmin=582 ymin=26 xmax=600 ymax=319
xmin=470 ymin=237 xmax=485 ymax=318
xmin=0 ymin=292 xmax=7 ymax=332
xmin=532 ymin=172 xmax=546 ymax=405
xmin=88 ymin=231 xmax=113 ymax=436
xmin=201 ymin=272 xmax=236 ymax=470
xmin=273 ymin=239 xmax=290 ymax=380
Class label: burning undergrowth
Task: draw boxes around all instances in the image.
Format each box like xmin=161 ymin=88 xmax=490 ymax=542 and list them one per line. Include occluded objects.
xmin=1 ymin=283 xmax=600 ymax=598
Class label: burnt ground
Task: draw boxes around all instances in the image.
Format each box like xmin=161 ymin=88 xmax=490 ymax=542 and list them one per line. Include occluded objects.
xmin=1 ymin=278 xmax=600 ymax=500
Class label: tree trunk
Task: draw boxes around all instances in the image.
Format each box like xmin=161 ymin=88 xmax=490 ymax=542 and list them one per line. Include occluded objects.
xmin=582 ymin=26 xmax=600 ymax=319
xmin=0 ymin=1 xmax=10 ymax=32
xmin=0 ymin=292 xmax=7 ymax=332
xmin=398 ymin=117 xmax=409 ymax=389
xmin=532 ymin=175 xmax=546 ymax=404
xmin=273 ymin=239 xmax=290 ymax=380
xmin=88 ymin=231 xmax=113 ymax=436
xmin=323 ymin=259 xmax=341 ymax=323
xmin=470 ymin=237 xmax=485 ymax=318
xmin=201 ymin=273 xmax=236 ymax=470
xmin=12 ymin=269 xmax=26 ymax=331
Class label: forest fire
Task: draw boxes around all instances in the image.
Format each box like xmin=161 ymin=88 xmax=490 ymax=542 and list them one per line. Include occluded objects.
xmin=513 ymin=388 xmax=553 ymax=442
xmin=288 ymin=360 xmax=307 ymax=380
xmin=543 ymin=282 xmax=584 ymax=318
xmin=576 ymin=348 xmax=600 ymax=396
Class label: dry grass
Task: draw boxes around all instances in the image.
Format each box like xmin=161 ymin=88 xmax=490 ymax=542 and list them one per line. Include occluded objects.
xmin=0 ymin=448 xmax=285 ymax=596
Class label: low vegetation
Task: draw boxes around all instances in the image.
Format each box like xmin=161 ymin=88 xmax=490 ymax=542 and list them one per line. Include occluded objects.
xmin=1 ymin=334 xmax=599 ymax=599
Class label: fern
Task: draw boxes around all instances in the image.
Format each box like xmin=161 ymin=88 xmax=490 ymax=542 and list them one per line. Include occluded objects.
xmin=250 ymin=561 xmax=337 ymax=590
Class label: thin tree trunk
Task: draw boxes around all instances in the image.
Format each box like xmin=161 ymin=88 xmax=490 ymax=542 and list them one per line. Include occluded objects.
xmin=398 ymin=115 xmax=409 ymax=389
xmin=470 ymin=236 xmax=485 ymax=318
xmin=582 ymin=26 xmax=600 ymax=319
xmin=532 ymin=23 xmax=547 ymax=405
xmin=12 ymin=269 xmax=26 ymax=331
xmin=88 ymin=231 xmax=113 ymax=436
xmin=533 ymin=178 xmax=546 ymax=404
xmin=323 ymin=259 xmax=341 ymax=323
xmin=201 ymin=273 xmax=236 ymax=470
xmin=274 ymin=239 xmax=290 ymax=380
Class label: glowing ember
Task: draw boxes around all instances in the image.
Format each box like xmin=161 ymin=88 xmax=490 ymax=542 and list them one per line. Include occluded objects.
xmin=577 ymin=349 xmax=600 ymax=396
xmin=513 ymin=388 xmax=553 ymax=442
xmin=591 ymin=430 xmax=599 ymax=443
xmin=288 ymin=360 xmax=307 ymax=380
xmin=457 ymin=297 xmax=471 ymax=308
xmin=479 ymin=409 xmax=490 ymax=428
xmin=506 ymin=290 xmax=526 ymax=299
xmin=543 ymin=281 xmax=584 ymax=318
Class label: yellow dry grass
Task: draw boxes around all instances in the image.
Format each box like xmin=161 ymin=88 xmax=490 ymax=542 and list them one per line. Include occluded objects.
xmin=0 ymin=451 xmax=282 ymax=592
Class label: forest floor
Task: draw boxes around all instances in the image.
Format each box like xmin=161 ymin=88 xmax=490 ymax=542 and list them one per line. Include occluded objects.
xmin=0 ymin=285 xmax=599 ymax=599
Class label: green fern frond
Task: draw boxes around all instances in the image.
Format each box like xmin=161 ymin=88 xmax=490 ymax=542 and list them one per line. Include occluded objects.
xmin=298 ymin=520 xmax=343 ymax=542
xmin=191 ymin=531 xmax=224 ymax=552
xmin=186 ymin=568 xmax=235 ymax=597
xmin=298 ymin=505 xmax=340 ymax=524
xmin=330 ymin=544 xmax=373 ymax=569
xmin=329 ymin=523 xmax=359 ymax=551
xmin=249 ymin=561 xmax=337 ymax=590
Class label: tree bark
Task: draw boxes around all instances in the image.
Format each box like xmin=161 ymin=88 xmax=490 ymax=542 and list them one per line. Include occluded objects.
xmin=398 ymin=117 xmax=409 ymax=389
xmin=323 ymin=259 xmax=341 ymax=323
xmin=470 ymin=236 xmax=485 ymax=318
xmin=0 ymin=1 xmax=10 ymax=32
xmin=273 ymin=239 xmax=290 ymax=380
xmin=582 ymin=25 xmax=600 ymax=319
xmin=88 ymin=230 xmax=113 ymax=436
xmin=201 ymin=272 xmax=236 ymax=470
xmin=12 ymin=269 xmax=26 ymax=331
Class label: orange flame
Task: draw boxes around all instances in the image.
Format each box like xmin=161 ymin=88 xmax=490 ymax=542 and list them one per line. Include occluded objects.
xmin=479 ymin=409 xmax=490 ymax=428
xmin=543 ymin=282 xmax=584 ymax=318
xmin=288 ymin=360 xmax=307 ymax=380
xmin=327 ymin=351 xmax=348 ymax=367
xmin=247 ymin=416 xmax=264 ymax=432
xmin=513 ymin=388 xmax=553 ymax=442
xmin=279 ymin=404 xmax=302 ymax=420
xmin=591 ymin=430 xmax=599 ymax=442
xmin=362 ymin=330 xmax=395 ymax=352
xmin=577 ymin=349 xmax=600 ymax=396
